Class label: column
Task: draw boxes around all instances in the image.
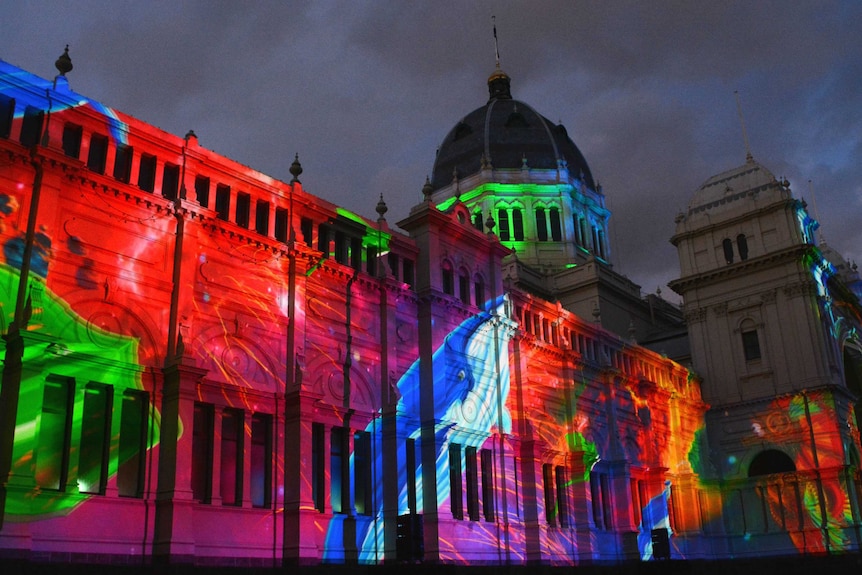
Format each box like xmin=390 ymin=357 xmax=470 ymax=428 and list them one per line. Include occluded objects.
xmin=152 ymin=360 xmax=207 ymax=564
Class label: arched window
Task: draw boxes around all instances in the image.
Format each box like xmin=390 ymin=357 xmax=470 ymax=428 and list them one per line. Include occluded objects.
xmin=473 ymin=211 xmax=484 ymax=231
xmin=458 ymin=268 xmax=470 ymax=304
xmin=512 ymin=208 xmax=525 ymax=241
xmin=722 ymin=238 xmax=734 ymax=264
xmin=441 ymin=261 xmax=454 ymax=296
xmin=572 ymin=215 xmax=582 ymax=245
xmin=535 ymin=207 xmax=548 ymax=241
xmin=497 ymin=207 xmax=510 ymax=241
xmin=549 ymin=207 xmax=562 ymax=241
xmin=473 ymin=274 xmax=485 ymax=309
xmin=737 ymin=233 xmax=749 ymax=261
xmin=748 ymin=449 xmax=795 ymax=477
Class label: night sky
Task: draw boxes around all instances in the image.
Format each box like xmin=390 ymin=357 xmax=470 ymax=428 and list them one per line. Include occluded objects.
xmin=2 ymin=1 xmax=860 ymax=300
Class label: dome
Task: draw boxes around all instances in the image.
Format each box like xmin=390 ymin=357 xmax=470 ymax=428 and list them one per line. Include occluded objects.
xmin=430 ymin=69 xmax=596 ymax=190
xmin=687 ymin=158 xmax=781 ymax=215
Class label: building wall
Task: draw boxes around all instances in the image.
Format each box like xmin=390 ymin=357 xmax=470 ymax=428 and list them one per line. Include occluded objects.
xmin=0 ymin=60 xmax=859 ymax=567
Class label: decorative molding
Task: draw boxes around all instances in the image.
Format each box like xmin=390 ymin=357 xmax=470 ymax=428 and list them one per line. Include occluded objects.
xmin=782 ymin=280 xmax=817 ymax=299
xmin=760 ymin=289 xmax=777 ymax=304
xmin=684 ymin=306 xmax=707 ymax=323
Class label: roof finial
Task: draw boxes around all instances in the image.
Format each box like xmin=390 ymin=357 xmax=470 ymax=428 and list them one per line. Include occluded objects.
xmin=493 ymin=15 xmax=501 ymax=69
xmin=289 ymin=153 xmax=302 ymax=183
xmin=55 ymin=45 xmax=73 ymax=76
xmin=487 ymin=16 xmax=511 ymax=100
xmin=734 ymin=90 xmax=753 ymax=163
xmin=376 ymin=193 xmax=388 ymax=223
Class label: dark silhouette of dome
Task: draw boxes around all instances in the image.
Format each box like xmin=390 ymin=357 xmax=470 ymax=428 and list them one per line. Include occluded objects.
xmin=431 ymin=69 xmax=595 ymax=191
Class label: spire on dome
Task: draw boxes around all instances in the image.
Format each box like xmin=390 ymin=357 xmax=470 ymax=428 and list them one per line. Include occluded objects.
xmin=735 ymin=90 xmax=754 ymax=163
xmin=488 ymin=17 xmax=512 ymax=100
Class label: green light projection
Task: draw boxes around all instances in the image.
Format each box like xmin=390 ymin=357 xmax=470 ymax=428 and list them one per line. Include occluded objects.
xmin=1 ymin=265 xmax=158 ymax=520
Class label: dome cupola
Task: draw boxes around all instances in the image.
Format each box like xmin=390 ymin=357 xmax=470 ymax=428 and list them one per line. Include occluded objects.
xmin=430 ymin=71 xmax=595 ymax=192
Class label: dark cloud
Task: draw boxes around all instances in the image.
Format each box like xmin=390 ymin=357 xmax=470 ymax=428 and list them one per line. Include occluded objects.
xmin=2 ymin=0 xmax=859 ymax=299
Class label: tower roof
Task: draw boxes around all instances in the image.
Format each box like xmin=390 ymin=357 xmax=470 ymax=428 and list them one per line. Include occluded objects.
xmin=686 ymin=158 xmax=781 ymax=215
xmin=430 ymin=71 xmax=595 ymax=191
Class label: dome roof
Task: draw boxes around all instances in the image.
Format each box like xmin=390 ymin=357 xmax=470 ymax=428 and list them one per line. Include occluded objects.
xmin=431 ymin=69 xmax=596 ymax=190
xmin=686 ymin=158 xmax=781 ymax=215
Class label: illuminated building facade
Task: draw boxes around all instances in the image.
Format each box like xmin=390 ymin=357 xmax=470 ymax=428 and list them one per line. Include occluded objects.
xmin=670 ymin=158 xmax=862 ymax=555
xmin=0 ymin=54 xmax=859 ymax=567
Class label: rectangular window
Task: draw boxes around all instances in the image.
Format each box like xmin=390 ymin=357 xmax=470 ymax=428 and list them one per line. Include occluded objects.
xmin=481 ymin=448 xmax=495 ymax=522
xmin=601 ymin=473 xmax=613 ymax=529
xmin=466 ymin=446 xmax=479 ymax=521
xmin=220 ymin=408 xmax=243 ymax=506
xmin=36 ymin=377 xmax=74 ymax=491
xmin=354 ymin=431 xmax=372 ymax=515
xmin=117 ymin=390 xmax=148 ymax=498
xmin=449 ymin=443 xmax=463 ymax=519
xmin=20 ymin=105 xmax=44 ymax=147
xmin=275 ymin=207 xmax=288 ymax=242
xmin=550 ymin=208 xmax=562 ymax=241
xmin=251 ymin=414 xmax=271 ymax=508
xmin=301 ymin=217 xmax=313 ymax=246
xmin=0 ymin=94 xmax=13 ymax=139
xmin=388 ymin=252 xmax=399 ymax=281
xmin=591 ymin=473 xmax=603 ymax=529
xmin=742 ymin=330 xmax=761 ymax=361
xmin=473 ymin=211 xmax=484 ymax=231
xmin=138 ymin=154 xmax=156 ymax=192
xmin=334 ymin=231 xmax=348 ymax=264
xmin=350 ymin=237 xmax=363 ymax=271
xmin=543 ymin=463 xmax=556 ymax=525
xmin=329 ymin=427 xmax=345 ymax=513
xmin=79 ymin=382 xmax=112 ymax=495
xmin=331 ymin=426 xmax=347 ymax=513
xmin=235 ymin=192 xmax=250 ymax=228
xmin=442 ymin=268 xmax=454 ymax=296
xmin=535 ymin=208 xmax=548 ymax=241
xmin=631 ymin=478 xmax=642 ymax=527
xmin=162 ymin=163 xmax=180 ymax=200
xmin=113 ymin=145 xmax=133 ymax=183
xmin=191 ymin=402 xmax=214 ymax=503
xmin=474 ymin=280 xmax=485 ymax=308
xmin=497 ymin=208 xmax=510 ymax=241
xmin=215 ymin=184 xmax=231 ymax=221
xmin=62 ymin=123 xmax=82 ymax=159
xmin=87 ymin=134 xmax=108 ymax=174
xmin=402 ymin=258 xmax=415 ymax=288
xmin=366 ymin=246 xmax=378 ymax=277
xmin=512 ymin=209 xmax=525 ymax=241
xmin=555 ymin=465 xmax=569 ymax=527
xmin=255 ymin=200 xmax=270 ymax=236
xmin=459 ymin=272 xmax=470 ymax=305
xmin=195 ymin=175 xmax=210 ymax=208
xmin=513 ymin=456 xmax=521 ymax=518
xmin=318 ymin=224 xmax=331 ymax=257
xmin=312 ymin=422 xmax=325 ymax=512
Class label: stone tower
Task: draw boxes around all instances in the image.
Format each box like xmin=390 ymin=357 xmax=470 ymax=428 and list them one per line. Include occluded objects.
xmin=670 ymin=156 xmax=862 ymax=553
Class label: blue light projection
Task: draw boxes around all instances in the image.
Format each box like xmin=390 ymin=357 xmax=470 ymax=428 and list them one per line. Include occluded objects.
xmin=324 ymin=295 xmax=514 ymax=563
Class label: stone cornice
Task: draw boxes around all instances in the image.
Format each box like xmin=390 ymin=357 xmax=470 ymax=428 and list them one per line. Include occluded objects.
xmin=669 ymin=244 xmax=813 ymax=295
